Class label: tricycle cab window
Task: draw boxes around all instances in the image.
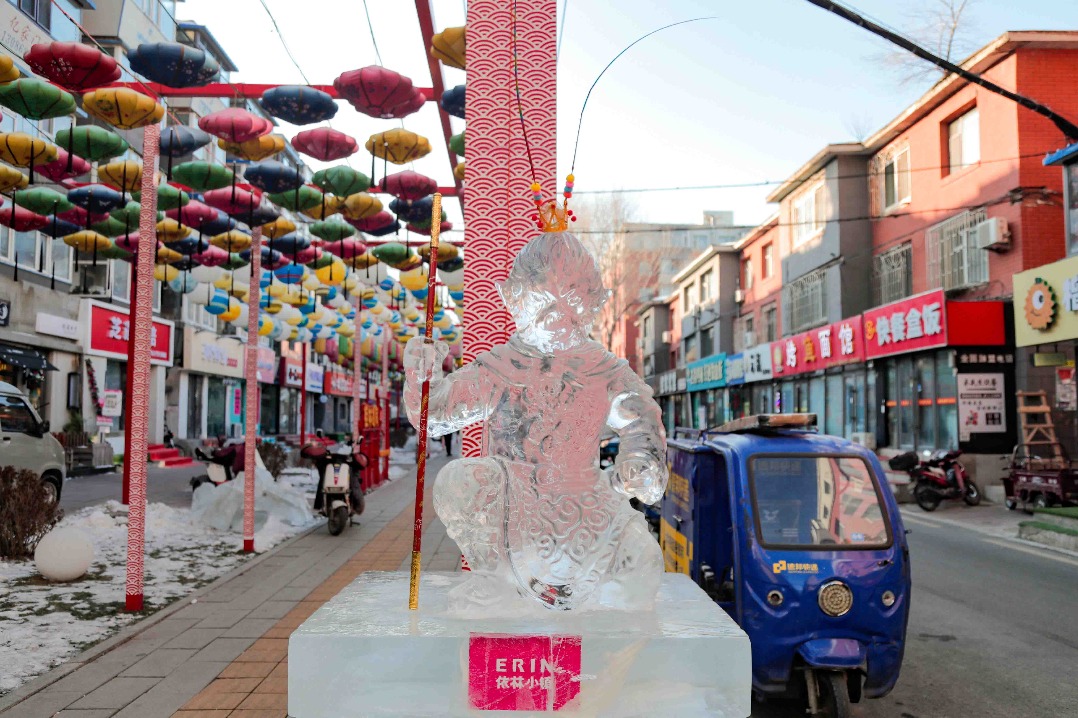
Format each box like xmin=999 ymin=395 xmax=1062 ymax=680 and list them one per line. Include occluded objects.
xmin=749 ymin=454 xmax=892 ymax=548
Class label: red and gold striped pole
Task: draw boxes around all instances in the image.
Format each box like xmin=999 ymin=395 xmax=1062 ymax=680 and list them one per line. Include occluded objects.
xmin=409 ymin=193 xmax=442 ymax=610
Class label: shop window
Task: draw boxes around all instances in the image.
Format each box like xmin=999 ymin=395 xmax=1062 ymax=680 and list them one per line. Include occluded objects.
xmin=112 ymin=260 xmax=131 ymax=302
xmin=105 ymin=361 xmax=127 ymax=431
xmin=18 ymin=0 xmax=51 ymax=31
xmin=809 ymin=377 xmax=825 ymax=420
xmin=825 ymin=374 xmax=843 ymax=437
xmin=844 ymin=373 xmax=866 ymax=438
xmin=782 ymin=268 xmax=827 ymax=334
xmin=873 ymin=243 xmax=912 ymax=306
xmin=186 ymin=375 xmax=203 ymax=439
xmin=207 ymin=377 xmax=226 ymax=440
xmin=700 ymin=326 xmax=714 ymax=358
xmin=925 ymin=208 xmax=988 ymax=291
xmin=260 ymin=389 xmax=278 ymax=435
xmin=936 ymin=350 xmax=958 ymax=450
xmin=946 ymin=107 xmax=980 ymax=174
xmin=917 ymin=355 xmax=936 ymax=449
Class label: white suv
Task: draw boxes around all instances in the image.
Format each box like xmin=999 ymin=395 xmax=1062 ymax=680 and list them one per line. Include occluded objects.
xmin=0 ymin=381 xmax=65 ymax=502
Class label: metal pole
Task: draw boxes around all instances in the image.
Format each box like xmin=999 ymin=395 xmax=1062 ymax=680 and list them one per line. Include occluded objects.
xmin=124 ymin=123 xmax=160 ymax=612
xmin=242 ymin=226 xmax=262 ymax=553
xmin=409 ymin=193 xmax=442 ymax=611
xmin=300 ymin=341 xmax=307 ymax=444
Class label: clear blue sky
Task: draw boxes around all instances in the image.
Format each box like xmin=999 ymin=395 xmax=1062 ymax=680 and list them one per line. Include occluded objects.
xmin=181 ymin=0 xmax=1078 ymax=230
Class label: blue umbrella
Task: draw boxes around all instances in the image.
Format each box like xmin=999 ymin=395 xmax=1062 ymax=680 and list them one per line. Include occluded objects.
xmin=441 ymin=84 xmax=465 ymax=119
xmin=40 ymin=216 xmax=83 ymax=238
xmin=198 ymin=210 xmax=236 ymax=236
xmin=363 ymin=219 xmax=401 ymax=237
xmin=244 ymin=161 xmax=304 ymax=194
xmin=261 ymin=85 xmax=338 ymax=125
xmin=274 ymin=264 xmax=305 ymax=284
xmin=166 ymin=237 xmax=211 ymax=255
xmin=129 ymin=43 xmax=219 ymax=88
xmin=245 ymin=205 xmax=280 ymax=227
xmin=388 ymin=196 xmax=433 ymax=223
xmin=239 ymin=246 xmax=282 ymax=266
xmin=160 ymin=125 xmax=212 ymax=157
xmin=67 ymin=184 xmax=124 ymax=214
xmin=267 ymin=234 xmax=310 ymax=255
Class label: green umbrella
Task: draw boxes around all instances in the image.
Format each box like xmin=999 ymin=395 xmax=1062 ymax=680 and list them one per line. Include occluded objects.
xmin=308 ymin=253 xmax=335 ymax=269
xmin=90 ymin=216 xmax=130 ymax=237
xmin=371 ymin=242 xmax=411 ymax=266
xmin=54 ymin=125 xmax=128 ymax=162
xmin=0 ymin=79 xmax=75 ymax=120
xmin=13 ymin=187 xmax=73 ymax=215
xmin=134 ymin=183 xmax=189 ymax=211
xmin=311 ymin=166 xmax=370 ymax=197
xmin=268 ymin=185 xmax=323 ymax=212
xmin=99 ymin=245 xmax=132 ymax=261
xmin=223 ymin=252 xmax=248 ymax=270
xmin=110 ymin=201 xmax=163 ymax=229
xmin=449 ymin=130 xmax=465 ymax=157
xmin=310 ymin=218 xmax=355 ymax=242
xmin=171 ymin=161 xmax=234 ymax=191
xmin=409 ymin=208 xmax=448 ymax=230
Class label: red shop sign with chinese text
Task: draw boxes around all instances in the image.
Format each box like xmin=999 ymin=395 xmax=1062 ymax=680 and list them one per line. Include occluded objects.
xmin=87 ymin=303 xmax=174 ymax=366
xmin=468 ymin=634 xmax=581 ymax=711
xmin=771 ymin=318 xmax=866 ymax=377
xmin=863 ymin=289 xmax=948 ymax=359
xmin=323 ymin=371 xmax=353 ymax=397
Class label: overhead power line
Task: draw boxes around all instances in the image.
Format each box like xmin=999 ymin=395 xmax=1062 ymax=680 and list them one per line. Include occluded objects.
xmin=257 ymin=0 xmax=312 ymax=85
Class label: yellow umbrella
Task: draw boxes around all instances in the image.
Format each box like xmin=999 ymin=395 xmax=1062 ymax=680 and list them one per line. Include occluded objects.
xmin=0 ymin=133 xmax=56 ymax=167
xmin=418 ymin=242 xmax=458 ymax=261
xmin=153 ymin=264 xmax=180 ymax=282
xmin=219 ymin=299 xmax=242 ymax=323
xmin=365 ymin=129 xmax=431 ymax=165
xmin=301 ymin=195 xmax=343 ymax=220
xmin=99 ymin=160 xmax=143 ymax=193
xmin=315 ymin=259 xmax=347 ymax=286
xmin=218 ymin=134 xmax=286 ymax=162
xmin=0 ymin=55 xmax=20 ymax=84
xmin=209 ymin=230 xmax=252 ymax=252
xmin=157 ymin=247 xmax=185 ymax=264
xmin=341 ymin=193 xmax=383 ymax=221
xmin=156 ymin=218 xmax=190 ymax=243
xmin=82 ymin=88 xmax=164 ymax=130
xmin=431 ymin=26 xmax=466 ymax=70
xmin=261 ymin=217 xmax=295 ymax=239
xmin=0 ymin=165 xmax=28 ymax=192
xmin=63 ymin=231 xmax=111 ymax=253
xmin=453 ymin=161 xmax=465 ymax=182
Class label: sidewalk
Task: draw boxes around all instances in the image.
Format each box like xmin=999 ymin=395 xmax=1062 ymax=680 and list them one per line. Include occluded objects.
xmin=0 ymin=453 xmax=459 ymax=718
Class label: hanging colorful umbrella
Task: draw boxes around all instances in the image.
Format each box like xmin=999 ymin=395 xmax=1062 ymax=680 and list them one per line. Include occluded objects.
xmin=267 ymin=234 xmax=310 ymax=255
xmin=128 ymin=42 xmax=219 ymax=87
xmin=370 ymin=242 xmax=412 ymax=267
xmin=246 ymin=205 xmax=280 ymax=227
xmin=260 ymin=85 xmax=337 ymax=124
xmin=274 ymin=264 xmax=305 ymax=284
xmin=167 ymin=200 xmax=218 ymax=230
xmin=0 ymin=202 xmax=49 ymax=232
xmin=449 ymin=130 xmax=465 ymax=157
xmin=210 ymin=229 xmax=253 ymax=252
xmin=191 ymin=245 xmax=230 ymax=267
xmin=57 ymin=206 xmax=108 ymax=226
xmin=82 ymin=87 xmax=165 ymax=129
xmin=63 ymin=230 xmax=112 ymax=253
xmin=199 ymin=107 xmax=273 ymax=144
xmin=454 ymin=161 xmax=465 ymax=182
xmin=0 ymin=79 xmax=75 ymax=119
xmin=407 ymin=220 xmax=453 ymax=236
xmin=0 ymin=165 xmax=28 ymax=193
xmin=111 ymin=201 xmax=164 ymax=229
xmin=40 ymin=216 xmax=82 ymax=238
xmin=346 ymin=210 xmax=399 ymax=236
xmin=55 ymin=125 xmax=128 ymax=162
xmin=301 ymin=195 xmax=343 ymax=220
xmin=380 ymin=171 xmax=437 ymax=200
xmin=365 ymin=129 xmax=431 ymax=165
xmin=261 ymin=216 xmax=295 ymax=239
xmin=133 ymin=184 xmax=189 ymax=211
xmin=312 ymin=166 xmax=370 ymax=197
xmin=0 ymin=133 xmax=57 ymax=176
xmin=67 ymin=184 xmax=125 ymax=214
xmin=327 ymin=237 xmax=368 ymax=259
xmin=23 ymin=42 xmax=121 ymax=92
xmin=0 ymin=55 xmax=19 ymax=84
xmin=267 ymin=185 xmax=324 ymax=212
xmin=332 ymin=66 xmax=424 ymax=119
xmin=310 ymin=219 xmax=355 ymax=242
xmin=217 ymin=134 xmax=286 ymax=162
xmin=342 ymin=193 xmax=383 ymax=221
xmin=90 ymin=216 xmax=131 ymax=237
xmin=440 ymin=84 xmax=465 ymax=119
xmin=244 ymin=160 xmax=304 ymax=194
xmin=156 ymin=218 xmax=191 ymax=243
xmin=160 ymin=125 xmax=212 ymax=157
xmin=389 ymin=196 xmax=438 ymax=223
xmin=171 ymin=161 xmax=234 ymax=191
xmin=203 ymin=186 xmax=261 ymax=217
xmin=98 ymin=160 xmax=143 ymax=194
xmin=430 ymin=26 xmax=466 ymax=70
xmin=291 ymin=128 xmax=358 ymax=162
xmin=197 ymin=210 xmax=236 ymax=236
xmin=15 ymin=187 xmax=73 ymax=215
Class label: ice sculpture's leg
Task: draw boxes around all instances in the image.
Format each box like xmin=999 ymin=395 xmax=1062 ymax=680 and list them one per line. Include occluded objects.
xmin=433 ymin=458 xmax=513 ymax=608
xmin=594 ymin=512 xmax=664 ymax=610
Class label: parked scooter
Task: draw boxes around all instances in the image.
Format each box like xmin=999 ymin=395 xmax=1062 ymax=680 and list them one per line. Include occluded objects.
xmin=191 ymin=440 xmax=243 ymax=491
xmin=301 ymin=438 xmax=367 ymax=535
xmin=889 ymin=449 xmax=981 ymax=511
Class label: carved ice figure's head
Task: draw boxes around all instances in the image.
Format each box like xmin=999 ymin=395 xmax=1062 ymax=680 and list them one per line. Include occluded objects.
xmin=497 ymin=232 xmax=610 ymax=353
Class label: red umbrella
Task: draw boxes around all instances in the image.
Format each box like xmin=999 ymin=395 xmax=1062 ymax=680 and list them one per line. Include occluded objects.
xmin=166 ymin=200 xmax=219 ymax=228
xmin=0 ymin=201 xmax=49 ymax=232
xmin=294 ymin=246 xmax=322 ymax=264
xmin=334 ymin=66 xmax=423 ymax=119
xmin=346 ymin=210 xmax=396 ymax=232
xmin=380 ymin=171 xmax=437 ymax=200
xmin=24 ymin=42 xmax=121 ymax=92
xmin=37 ymin=148 xmax=92 ymax=183
xmin=56 ymin=205 xmax=109 ymax=226
xmin=291 ymin=128 xmax=358 ymax=162
xmin=198 ymin=108 xmax=273 ymax=144
xmin=191 ymin=245 xmax=230 ymax=267
xmin=202 ymin=186 xmax=261 ymax=217
xmin=406 ymin=221 xmax=453 ymax=236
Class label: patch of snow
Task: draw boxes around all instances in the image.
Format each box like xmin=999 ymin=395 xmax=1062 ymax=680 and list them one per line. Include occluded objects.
xmin=388 ymin=465 xmax=410 ymax=481
xmin=0 ymin=500 xmax=317 ymax=695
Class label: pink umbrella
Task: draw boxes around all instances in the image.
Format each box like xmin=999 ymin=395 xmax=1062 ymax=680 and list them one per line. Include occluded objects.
xmin=166 ymin=199 xmax=219 ymax=228
xmin=37 ymin=148 xmax=92 ymax=183
xmin=191 ymin=245 xmax=230 ymax=267
xmin=57 ymin=206 xmax=108 ymax=226
xmin=291 ymin=128 xmax=358 ymax=162
xmin=380 ymin=171 xmax=437 ymax=200
xmin=202 ymin=187 xmax=261 ymax=217
xmin=198 ymin=107 xmax=273 ymax=144
xmin=333 ymin=66 xmax=422 ymax=119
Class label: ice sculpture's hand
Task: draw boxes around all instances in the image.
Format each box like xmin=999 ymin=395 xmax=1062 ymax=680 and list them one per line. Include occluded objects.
xmin=404 ymin=336 xmax=449 ymax=382
xmin=607 ymin=457 xmax=665 ymax=505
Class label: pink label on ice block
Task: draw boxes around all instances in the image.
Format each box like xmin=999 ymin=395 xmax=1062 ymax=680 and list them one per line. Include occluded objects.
xmin=468 ymin=634 xmax=582 ymax=711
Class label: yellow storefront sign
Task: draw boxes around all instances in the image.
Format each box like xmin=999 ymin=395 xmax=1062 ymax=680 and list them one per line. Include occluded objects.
xmin=1013 ymin=254 xmax=1078 ymax=347
xmin=660 ymin=517 xmax=692 ymax=575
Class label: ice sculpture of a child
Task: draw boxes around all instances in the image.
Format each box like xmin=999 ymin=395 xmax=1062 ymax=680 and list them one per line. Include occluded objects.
xmin=404 ymin=231 xmax=667 ymax=612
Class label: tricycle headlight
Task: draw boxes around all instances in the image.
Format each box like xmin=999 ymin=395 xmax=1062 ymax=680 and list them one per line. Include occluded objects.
xmin=881 ymin=590 xmax=896 ymax=607
xmin=818 ymin=581 xmax=853 ymax=617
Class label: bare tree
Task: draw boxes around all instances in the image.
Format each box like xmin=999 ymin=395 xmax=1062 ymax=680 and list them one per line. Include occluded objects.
xmin=874 ymin=0 xmax=982 ymax=86
xmin=574 ymin=194 xmax=663 ymax=354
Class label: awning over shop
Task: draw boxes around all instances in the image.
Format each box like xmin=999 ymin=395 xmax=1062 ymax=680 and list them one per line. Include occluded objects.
xmin=0 ymin=343 xmax=58 ymax=371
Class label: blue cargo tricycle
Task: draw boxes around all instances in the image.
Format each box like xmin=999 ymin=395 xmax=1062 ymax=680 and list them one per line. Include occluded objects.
xmin=663 ymin=414 xmax=910 ymax=717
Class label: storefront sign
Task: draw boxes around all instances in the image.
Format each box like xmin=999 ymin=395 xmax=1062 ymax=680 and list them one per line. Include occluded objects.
xmin=771 ymin=318 xmax=865 ymax=377
xmin=256 ymin=347 xmax=277 ymax=383
xmin=35 ymin=312 xmax=79 ymax=340
xmin=725 ymin=354 xmax=745 ymax=385
xmin=957 ymin=373 xmax=1006 ymax=441
xmin=863 ymin=290 xmax=947 ymax=359
xmin=686 ymin=353 xmax=726 ymax=391
xmin=85 ymin=301 xmax=174 ymax=366
xmin=1013 ymin=254 xmax=1078 ymax=347
xmin=744 ymin=344 xmax=773 ymax=383
xmin=280 ymin=357 xmax=303 ymax=387
xmin=657 ymin=369 xmax=685 ymax=395
xmin=183 ymin=327 xmax=244 ymax=378
xmin=228 ymin=385 xmax=244 ymax=424
xmin=102 ymin=390 xmax=123 ymax=418
xmin=0 ymin=299 xmax=9 ymax=327
xmin=324 ymin=370 xmax=354 ymax=397
xmin=305 ymin=362 xmax=324 ymax=393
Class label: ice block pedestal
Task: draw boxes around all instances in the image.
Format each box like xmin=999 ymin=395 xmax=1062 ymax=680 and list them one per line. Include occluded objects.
xmin=288 ymin=571 xmax=751 ymax=717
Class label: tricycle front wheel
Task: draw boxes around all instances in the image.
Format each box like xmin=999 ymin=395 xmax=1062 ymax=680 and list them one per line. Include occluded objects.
xmin=808 ymin=670 xmax=851 ymax=718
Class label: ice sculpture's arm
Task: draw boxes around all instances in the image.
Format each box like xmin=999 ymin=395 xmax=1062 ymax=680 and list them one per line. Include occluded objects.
xmin=403 ymin=337 xmax=495 ymax=437
xmin=606 ymin=371 xmax=668 ymax=505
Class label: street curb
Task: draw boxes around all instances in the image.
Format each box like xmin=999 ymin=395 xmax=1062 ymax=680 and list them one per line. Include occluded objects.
xmin=0 ymin=520 xmax=321 ymax=712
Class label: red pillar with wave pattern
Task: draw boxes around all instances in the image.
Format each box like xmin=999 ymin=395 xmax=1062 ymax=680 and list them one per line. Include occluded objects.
xmin=462 ymin=0 xmax=556 ymax=459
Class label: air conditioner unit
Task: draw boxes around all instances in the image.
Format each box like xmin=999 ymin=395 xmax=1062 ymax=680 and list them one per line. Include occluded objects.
xmin=661 ymin=330 xmax=673 ymax=344
xmin=734 ymin=289 xmax=745 ymax=303
xmin=743 ymin=331 xmax=757 ymax=349
xmin=974 ymin=217 xmax=1010 ymax=251
xmin=69 ymin=264 xmax=110 ymax=297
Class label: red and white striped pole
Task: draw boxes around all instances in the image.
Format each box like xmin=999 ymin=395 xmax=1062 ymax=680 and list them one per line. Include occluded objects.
xmin=242 ymin=226 xmax=263 ymax=553
xmin=124 ymin=123 xmax=161 ymax=612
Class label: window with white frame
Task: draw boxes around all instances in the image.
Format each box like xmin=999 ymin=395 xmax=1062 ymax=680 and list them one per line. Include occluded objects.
xmin=183 ymin=295 xmax=218 ymax=331
xmin=873 ymin=243 xmax=913 ymax=306
xmin=925 ymin=208 xmax=988 ymax=291
xmin=764 ymin=305 xmax=777 ymax=342
xmin=763 ymin=243 xmax=774 ymax=278
xmin=947 ymin=108 xmax=980 ymax=173
xmin=792 ymin=182 xmax=825 ymax=246
xmin=0 ymin=226 xmax=73 ymax=280
xmin=699 ymin=269 xmax=713 ymax=303
xmin=781 ymin=268 xmax=827 ymax=333
xmin=112 ymin=259 xmax=130 ymax=302
xmin=741 ymin=259 xmax=753 ymax=290
xmin=882 ymin=146 xmax=911 ymax=211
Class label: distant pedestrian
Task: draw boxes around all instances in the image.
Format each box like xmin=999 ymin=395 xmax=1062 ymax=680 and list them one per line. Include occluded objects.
xmin=443 ymin=431 xmax=453 ymax=456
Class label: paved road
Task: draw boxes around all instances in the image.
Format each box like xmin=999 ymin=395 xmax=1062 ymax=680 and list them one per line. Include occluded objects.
xmin=60 ymin=464 xmax=207 ymax=512
xmin=753 ymin=504 xmax=1078 ymax=717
